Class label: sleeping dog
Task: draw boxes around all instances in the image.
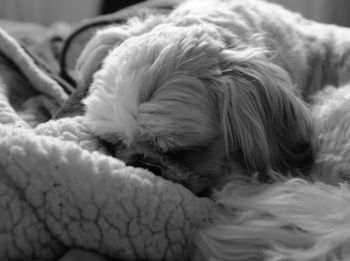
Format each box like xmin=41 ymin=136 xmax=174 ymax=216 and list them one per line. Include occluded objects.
xmin=57 ymin=0 xmax=350 ymax=261
xmin=59 ymin=0 xmax=350 ymax=195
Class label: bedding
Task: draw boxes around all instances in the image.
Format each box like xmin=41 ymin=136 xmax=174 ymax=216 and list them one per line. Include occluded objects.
xmin=1 ymin=1 xmax=350 ymax=261
xmin=0 ymin=2 xmax=213 ymax=261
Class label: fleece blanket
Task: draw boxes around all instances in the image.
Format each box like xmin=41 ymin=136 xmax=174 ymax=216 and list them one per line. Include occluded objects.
xmin=0 ymin=26 xmax=213 ymax=261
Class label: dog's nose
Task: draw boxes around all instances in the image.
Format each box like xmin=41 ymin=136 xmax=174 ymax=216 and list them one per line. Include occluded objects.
xmin=125 ymin=155 xmax=163 ymax=176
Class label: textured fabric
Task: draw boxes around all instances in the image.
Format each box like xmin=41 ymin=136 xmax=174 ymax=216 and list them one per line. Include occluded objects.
xmin=0 ymin=25 xmax=213 ymax=261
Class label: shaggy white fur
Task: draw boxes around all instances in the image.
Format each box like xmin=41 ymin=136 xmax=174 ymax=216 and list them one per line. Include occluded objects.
xmin=82 ymin=0 xmax=319 ymax=194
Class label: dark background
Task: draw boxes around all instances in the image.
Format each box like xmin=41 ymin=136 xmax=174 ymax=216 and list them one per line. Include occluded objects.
xmin=101 ymin=0 xmax=144 ymax=14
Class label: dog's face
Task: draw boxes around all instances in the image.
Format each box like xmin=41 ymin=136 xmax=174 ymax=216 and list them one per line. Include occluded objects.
xmin=80 ymin=24 xmax=314 ymax=195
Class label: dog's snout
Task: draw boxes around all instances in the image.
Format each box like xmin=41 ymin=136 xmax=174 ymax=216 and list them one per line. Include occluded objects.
xmin=126 ymin=154 xmax=163 ymax=176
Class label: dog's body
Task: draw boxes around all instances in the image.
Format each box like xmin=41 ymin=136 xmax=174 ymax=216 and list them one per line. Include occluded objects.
xmin=194 ymin=84 xmax=350 ymax=261
xmin=57 ymin=0 xmax=350 ymax=195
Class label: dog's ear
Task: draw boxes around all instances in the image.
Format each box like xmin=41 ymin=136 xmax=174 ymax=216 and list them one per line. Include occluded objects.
xmin=76 ymin=27 xmax=130 ymax=88
xmin=219 ymin=48 xmax=313 ymax=173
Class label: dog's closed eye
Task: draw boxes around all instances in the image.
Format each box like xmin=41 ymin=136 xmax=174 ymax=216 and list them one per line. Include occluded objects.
xmin=125 ymin=153 xmax=163 ymax=176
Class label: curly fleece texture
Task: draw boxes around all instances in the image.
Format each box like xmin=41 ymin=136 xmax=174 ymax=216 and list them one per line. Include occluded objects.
xmin=0 ymin=27 xmax=213 ymax=261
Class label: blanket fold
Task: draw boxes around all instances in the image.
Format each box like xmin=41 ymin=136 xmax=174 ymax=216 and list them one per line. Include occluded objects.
xmin=0 ymin=18 xmax=213 ymax=261
xmin=59 ymin=0 xmax=176 ymax=87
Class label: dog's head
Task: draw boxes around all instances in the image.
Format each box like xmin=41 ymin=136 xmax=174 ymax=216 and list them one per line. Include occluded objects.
xmin=80 ymin=24 xmax=313 ymax=195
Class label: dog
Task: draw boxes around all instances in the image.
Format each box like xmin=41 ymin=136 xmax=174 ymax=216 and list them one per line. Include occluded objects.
xmin=58 ymin=0 xmax=350 ymax=195
xmin=56 ymin=0 xmax=350 ymax=260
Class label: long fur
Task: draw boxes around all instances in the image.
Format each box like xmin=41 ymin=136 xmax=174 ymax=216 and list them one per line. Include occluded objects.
xmin=193 ymin=85 xmax=350 ymax=261
xmin=219 ymin=47 xmax=312 ymax=172
xmin=81 ymin=3 xmax=317 ymax=192
xmin=194 ymin=177 xmax=350 ymax=261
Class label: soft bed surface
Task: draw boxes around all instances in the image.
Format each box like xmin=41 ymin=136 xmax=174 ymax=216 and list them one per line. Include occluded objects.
xmin=0 ymin=9 xmax=213 ymax=261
